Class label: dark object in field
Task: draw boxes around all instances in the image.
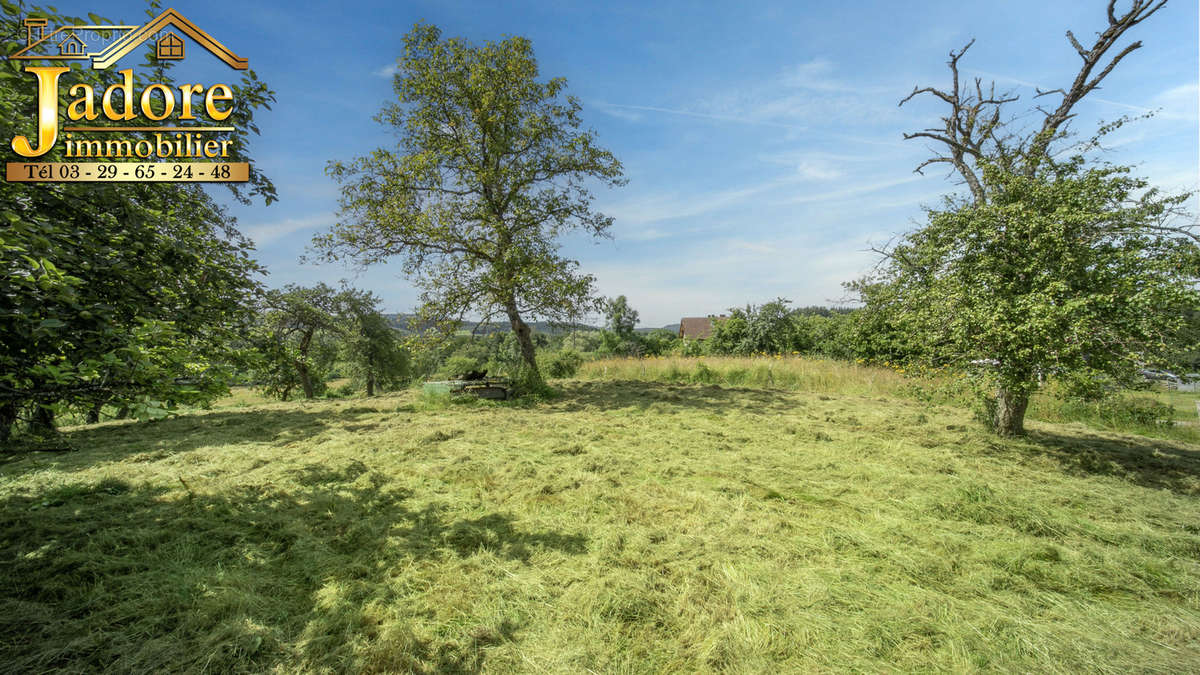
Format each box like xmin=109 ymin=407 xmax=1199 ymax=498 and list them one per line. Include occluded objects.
xmin=424 ymin=375 xmax=509 ymax=400
xmin=459 ymin=369 xmax=488 ymax=381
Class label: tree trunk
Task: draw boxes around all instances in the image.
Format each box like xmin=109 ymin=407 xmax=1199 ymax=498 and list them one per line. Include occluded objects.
xmin=503 ymin=299 xmax=541 ymax=379
xmin=28 ymin=405 xmax=55 ymax=436
xmin=0 ymin=401 xmax=17 ymax=445
xmin=366 ymin=371 xmax=375 ymax=397
xmin=297 ymin=329 xmax=315 ymax=399
xmin=86 ymin=399 xmax=104 ymax=424
xmin=993 ymin=386 xmax=1029 ymax=436
xmin=297 ymin=363 xmax=314 ymax=399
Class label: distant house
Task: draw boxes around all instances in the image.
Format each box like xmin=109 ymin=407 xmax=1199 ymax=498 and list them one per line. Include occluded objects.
xmin=678 ymin=315 xmax=727 ymax=340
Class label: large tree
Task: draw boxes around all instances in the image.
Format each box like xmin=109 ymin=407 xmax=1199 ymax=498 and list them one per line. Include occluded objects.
xmin=255 ymin=284 xmax=347 ymax=401
xmin=315 ymin=23 xmax=625 ymax=388
xmin=863 ymin=0 xmax=1198 ymax=435
xmin=0 ymin=3 xmax=275 ymax=440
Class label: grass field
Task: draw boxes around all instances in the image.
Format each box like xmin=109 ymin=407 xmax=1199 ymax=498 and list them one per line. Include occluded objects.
xmin=2 ymin=366 xmax=1199 ymax=672
xmin=578 ymin=356 xmax=1200 ymax=443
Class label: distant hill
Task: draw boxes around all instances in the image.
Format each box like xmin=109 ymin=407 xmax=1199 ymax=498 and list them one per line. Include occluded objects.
xmin=635 ymin=325 xmax=680 ymax=335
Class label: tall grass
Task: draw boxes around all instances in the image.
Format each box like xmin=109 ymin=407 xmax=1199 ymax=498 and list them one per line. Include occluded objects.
xmin=578 ymin=355 xmax=917 ymax=398
xmin=577 ymin=356 xmax=1200 ymax=442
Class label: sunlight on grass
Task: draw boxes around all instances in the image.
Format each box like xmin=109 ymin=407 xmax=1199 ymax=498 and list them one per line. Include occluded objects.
xmin=2 ymin=380 xmax=1199 ymax=671
xmin=579 ymin=356 xmax=1200 ymax=443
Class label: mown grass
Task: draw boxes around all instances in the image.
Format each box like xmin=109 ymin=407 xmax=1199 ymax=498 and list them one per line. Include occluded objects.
xmin=1 ymin=376 xmax=1199 ymax=672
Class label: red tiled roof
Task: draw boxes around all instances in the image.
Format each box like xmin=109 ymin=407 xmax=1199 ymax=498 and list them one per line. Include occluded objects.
xmin=679 ymin=317 xmax=714 ymax=340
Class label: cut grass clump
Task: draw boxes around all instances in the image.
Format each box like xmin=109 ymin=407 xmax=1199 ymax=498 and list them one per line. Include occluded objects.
xmin=1 ymin=380 xmax=1199 ymax=671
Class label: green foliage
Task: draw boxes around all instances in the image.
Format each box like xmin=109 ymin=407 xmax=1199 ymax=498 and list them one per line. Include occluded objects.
xmin=603 ymin=295 xmax=639 ymax=338
xmin=543 ymin=349 xmax=583 ymax=379
xmin=338 ymin=292 xmax=410 ymax=396
xmin=0 ymin=3 xmax=275 ymax=439
xmin=255 ymin=284 xmax=365 ymax=400
xmin=707 ymin=299 xmax=799 ymax=355
xmin=640 ymin=328 xmax=678 ymax=357
xmin=316 ymin=22 xmax=625 ymax=380
xmin=864 ymin=159 xmax=1198 ymax=435
xmin=441 ymin=355 xmax=484 ymax=379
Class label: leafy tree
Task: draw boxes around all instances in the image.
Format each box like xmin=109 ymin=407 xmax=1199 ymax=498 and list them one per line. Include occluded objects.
xmin=708 ymin=299 xmax=796 ymax=355
xmin=0 ymin=3 xmax=275 ymax=441
xmin=640 ymin=328 xmax=678 ymax=356
xmin=842 ymin=280 xmax=925 ymax=364
xmin=339 ymin=292 xmax=410 ymax=396
xmin=599 ymin=295 xmax=642 ymax=356
xmin=604 ymin=296 xmax=639 ymax=338
xmin=876 ymin=160 xmax=1196 ymax=434
xmin=315 ymin=23 xmax=625 ymax=389
xmin=861 ymin=1 xmax=1196 ymax=436
xmin=255 ymin=284 xmax=346 ymax=400
xmin=707 ymin=313 xmax=749 ymax=356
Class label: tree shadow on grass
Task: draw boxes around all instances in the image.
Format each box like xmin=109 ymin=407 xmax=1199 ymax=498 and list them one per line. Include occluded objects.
xmin=0 ymin=465 xmax=586 ymax=673
xmin=551 ymin=380 xmax=798 ymax=415
xmin=0 ymin=406 xmax=384 ymax=475
xmin=1024 ymin=429 xmax=1200 ymax=496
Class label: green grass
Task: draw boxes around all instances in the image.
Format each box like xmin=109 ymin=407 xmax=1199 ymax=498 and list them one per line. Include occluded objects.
xmin=2 ymin=374 xmax=1199 ymax=672
xmin=579 ymin=356 xmax=1200 ymax=443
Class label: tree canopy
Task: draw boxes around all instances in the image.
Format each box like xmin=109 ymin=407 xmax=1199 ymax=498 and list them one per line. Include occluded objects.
xmin=315 ymin=22 xmax=625 ymax=387
xmin=862 ymin=0 xmax=1196 ymax=435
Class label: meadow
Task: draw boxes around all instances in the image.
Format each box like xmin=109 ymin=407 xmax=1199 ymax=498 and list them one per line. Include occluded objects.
xmin=1 ymin=358 xmax=1198 ymax=672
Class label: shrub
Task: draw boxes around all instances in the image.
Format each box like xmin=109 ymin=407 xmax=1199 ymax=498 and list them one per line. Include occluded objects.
xmin=440 ymin=355 xmax=484 ymax=379
xmin=544 ymin=349 xmax=584 ymax=379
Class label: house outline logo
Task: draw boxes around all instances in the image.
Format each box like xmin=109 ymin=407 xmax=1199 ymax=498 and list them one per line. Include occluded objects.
xmin=9 ymin=7 xmax=248 ymax=70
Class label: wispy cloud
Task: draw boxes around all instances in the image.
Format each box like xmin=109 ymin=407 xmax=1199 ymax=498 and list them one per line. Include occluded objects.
xmin=794 ymin=159 xmax=844 ymax=181
xmin=696 ymin=58 xmax=906 ymax=130
xmin=243 ymin=213 xmax=336 ymax=246
xmin=963 ymin=69 xmax=1198 ymax=121
xmin=602 ymin=174 xmax=801 ymax=226
xmin=779 ymin=58 xmax=893 ymax=95
xmin=770 ymin=175 xmax=923 ymax=206
xmin=595 ymin=101 xmax=805 ymax=130
xmin=375 ymin=63 xmax=399 ymax=78
xmin=590 ymin=233 xmax=884 ymax=324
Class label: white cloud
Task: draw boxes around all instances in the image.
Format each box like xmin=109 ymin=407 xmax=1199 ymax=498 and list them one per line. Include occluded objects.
xmin=769 ymin=175 xmax=923 ymax=206
xmin=779 ymin=57 xmax=892 ymax=95
xmin=375 ymin=63 xmax=399 ymax=78
xmin=600 ymin=175 xmax=785 ymax=226
xmin=243 ymin=213 xmax=336 ymax=246
xmin=589 ymin=233 xmax=884 ymax=326
xmin=594 ymin=101 xmax=804 ymax=130
xmin=964 ymin=70 xmax=1199 ymax=122
xmin=1151 ymin=82 xmax=1199 ymax=121
xmin=592 ymin=102 xmax=644 ymax=122
xmin=794 ymin=159 xmax=843 ymax=181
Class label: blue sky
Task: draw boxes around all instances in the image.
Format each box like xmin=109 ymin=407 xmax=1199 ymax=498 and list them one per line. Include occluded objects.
xmin=37 ymin=1 xmax=1200 ymax=326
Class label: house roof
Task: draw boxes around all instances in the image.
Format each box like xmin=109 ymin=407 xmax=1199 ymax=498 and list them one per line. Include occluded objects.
xmin=679 ymin=317 xmax=714 ymax=340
